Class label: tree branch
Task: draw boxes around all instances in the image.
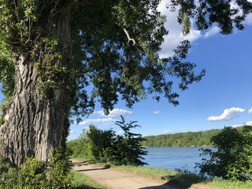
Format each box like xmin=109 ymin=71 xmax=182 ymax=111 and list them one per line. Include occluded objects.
xmin=117 ymin=23 xmax=136 ymax=45
xmin=116 ymin=23 xmax=145 ymax=53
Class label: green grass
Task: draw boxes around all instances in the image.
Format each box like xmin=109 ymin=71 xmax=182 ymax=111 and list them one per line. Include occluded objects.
xmin=115 ymin=165 xmax=252 ymax=189
xmin=116 ymin=165 xmax=179 ymax=179
xmin=115 ymin=165 xmax=207 ymax=185
xmin=71 ymin=169 xmax=107 ymax=189
xmin=204 ymin=178 xmax=252 ymax=189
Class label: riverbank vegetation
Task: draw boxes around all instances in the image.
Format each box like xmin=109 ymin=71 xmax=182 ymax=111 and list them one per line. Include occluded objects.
xmin=115 ymin=165 xmax=252 ymax=189
xmin=142 ymin=126 xmax=250 ymax=147
xmin=67 ymin=116 xmax=147 ymax=166
xmin=196 ymin=126 xmax=252 ymax=181
xmin=1 ymin=125 xmax=250 ymax=188
xmin=142 ymin=129 xmax=221 ymax=147
xmin=68 ymin=125 xmax=252 ymax=188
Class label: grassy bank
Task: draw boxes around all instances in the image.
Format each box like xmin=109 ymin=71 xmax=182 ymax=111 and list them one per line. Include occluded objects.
xmin=71 ymin=169 xmax=107 ymax=189
xmin=116 ymin=166 xmax=252 ymax=189
xmin=71 ymin=156 xmax=252 ymax=189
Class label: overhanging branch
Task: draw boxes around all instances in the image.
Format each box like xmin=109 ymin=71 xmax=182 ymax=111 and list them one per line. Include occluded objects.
xmin=116 ymin=23 xmax=145 ymax=53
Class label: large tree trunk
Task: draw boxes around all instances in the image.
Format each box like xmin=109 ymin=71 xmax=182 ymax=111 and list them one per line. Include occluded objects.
xmin=0 ymin=5 xmax=72 ymax=167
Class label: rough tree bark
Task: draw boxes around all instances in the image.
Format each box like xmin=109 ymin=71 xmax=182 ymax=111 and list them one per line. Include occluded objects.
xmin=0 ymin=5 xmax=72 ymax=167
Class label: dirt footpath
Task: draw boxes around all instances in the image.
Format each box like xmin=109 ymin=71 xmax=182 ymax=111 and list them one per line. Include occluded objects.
xmin=71 ymin=159 xmax=177 ymax=189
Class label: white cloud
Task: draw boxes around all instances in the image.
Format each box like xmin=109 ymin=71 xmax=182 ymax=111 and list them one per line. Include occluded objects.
xmin=157 ymin=0 xmax=252 ymax=57
xmin=96 ymin=108 xmax=133 ymax=118
xmin=245 ymin=13 xmax=252 ymax=25
xmin=184 ymin=28 xmax=202 ymax=42
xmin=228 ymin=0 xmax=252 ymax=25
xmin=117 ymin=130 xmax=124 ymax=135
xmin=69 ymin=130 xmax=75 ymax=134
xmin=163 ymin=130 xmax=177 ymax=134
xmin=246 ymin=121 xmax=252 ymax=125
xmin=248 ymin=108 xmax=252 ymax=114
xmin=153 ymin=111 xmax=160 ymax=114
xmin=158 ymin=1 xmax=201 ymax=58
xmin=230 ymin=0 xmax=252 ymax=25
xmin=232 ymin=124 xmax=241 ymax=128
xmin=79 ymin=118 xmax=118 ymax=125
xmin=204 ymin=26 xmax=220 ymax=38
xmin=232 ymin=121 xmax=252 ymax=128
xmin=207 ymin=107 xmax=245 ymax=121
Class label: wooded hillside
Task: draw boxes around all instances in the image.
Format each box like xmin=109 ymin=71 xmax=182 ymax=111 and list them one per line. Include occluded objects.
xmin=142 ymin=126 xmax=250 ymax=147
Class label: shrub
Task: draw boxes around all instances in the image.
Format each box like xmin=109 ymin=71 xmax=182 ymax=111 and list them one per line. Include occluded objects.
xmin=67 ymin=116 xmax=148 ymax=166
xmin=86 ymin=116 xmax=148 ymax=166
xmin=0 ymin=146 xmax=72 ymax=189
xmin=0 ymin=156 xmax=10 ymax=175
xmin=66 ymin=128 xmax=92 ymax=158
xmin=114 ymin=116 xmax=147 ymax=166
xmin=47 ymin=146 xmax=72 ymax=188
xmin=196 ymin=126 xmax=252 ymax=181
xmin=19 ymin=157 xmax=47 ymax=188
xmin=0 ymin=156 xmax=20 ymax=188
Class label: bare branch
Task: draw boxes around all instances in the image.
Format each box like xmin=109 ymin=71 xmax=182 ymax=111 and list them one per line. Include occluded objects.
xmin=116 ymin=23 xmax=145 ymax=53
xmin=117 ymin=23 xmax=136 ymax=45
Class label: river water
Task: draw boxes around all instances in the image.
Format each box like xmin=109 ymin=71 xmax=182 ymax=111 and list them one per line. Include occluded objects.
xmin=143 ymin=147 xmax=215 ymax=173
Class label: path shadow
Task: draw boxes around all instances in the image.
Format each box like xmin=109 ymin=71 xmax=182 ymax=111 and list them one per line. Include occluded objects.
xmin=139 ymin=179 xmax=192 ymax=189
xmin=140 ymin=176 xmax=198 ymax=189
xmin=76 ymin=167 xmax=110 ymax=172
xmin=72 ymin=185 xmax=98 ymax=189
xmin=71 ymin=160 xmax=111 ymax=171
xmin=71 ymin=160 xmax=96 ymax=167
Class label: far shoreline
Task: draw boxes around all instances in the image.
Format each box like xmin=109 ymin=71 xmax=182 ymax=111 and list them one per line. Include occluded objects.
xmin=142 ymin=145 xmax=213 ymax=148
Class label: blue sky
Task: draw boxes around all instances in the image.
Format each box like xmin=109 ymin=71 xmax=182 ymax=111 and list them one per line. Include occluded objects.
xmin=0 ymin=2 xmax=252 ymax=141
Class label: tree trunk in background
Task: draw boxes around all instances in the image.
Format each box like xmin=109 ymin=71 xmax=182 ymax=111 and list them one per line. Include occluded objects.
xmin=0 ymin=7 xmax=72 ymax=167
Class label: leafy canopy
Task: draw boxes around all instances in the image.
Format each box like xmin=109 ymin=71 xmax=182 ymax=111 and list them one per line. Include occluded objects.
xmin=170 ymin=0 xmax=252 ymax=34
xmin=0 ymin=0 xmax=251 ymax=119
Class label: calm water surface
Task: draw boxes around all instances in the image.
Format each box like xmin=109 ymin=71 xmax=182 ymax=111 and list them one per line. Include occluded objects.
xmin=143 ymin=147 xmax=215 ymax=172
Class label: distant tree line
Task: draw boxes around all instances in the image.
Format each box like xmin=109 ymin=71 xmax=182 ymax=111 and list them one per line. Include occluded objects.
xmin=142 ymin=126 xmax=250 ymax=147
